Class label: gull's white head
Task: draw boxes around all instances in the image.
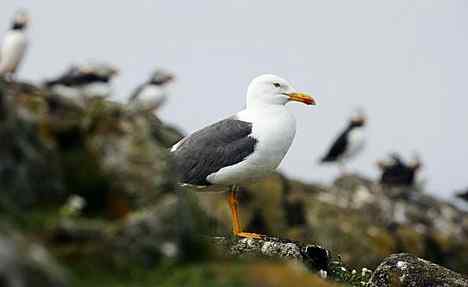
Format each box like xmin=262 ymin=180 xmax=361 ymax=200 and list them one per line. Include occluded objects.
xmin=246 ymin=74 xmax=316 ymax=108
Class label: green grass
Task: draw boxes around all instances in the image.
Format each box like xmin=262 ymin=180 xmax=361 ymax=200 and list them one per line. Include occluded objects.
xmin=68 ymin=261 xmax=247 ymax=287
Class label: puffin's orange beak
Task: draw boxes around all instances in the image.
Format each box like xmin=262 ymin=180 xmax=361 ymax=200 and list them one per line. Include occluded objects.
xmin=287 ymin=92 xmax=316 ymax=105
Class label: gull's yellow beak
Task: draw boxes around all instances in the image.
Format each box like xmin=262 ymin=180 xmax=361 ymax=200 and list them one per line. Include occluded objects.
xmin=287 ymin=92 xmax=316 ymax=105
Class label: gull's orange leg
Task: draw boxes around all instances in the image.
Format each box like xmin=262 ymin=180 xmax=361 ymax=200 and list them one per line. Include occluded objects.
xmin=228 ymin=185 xmax=262 ymax=239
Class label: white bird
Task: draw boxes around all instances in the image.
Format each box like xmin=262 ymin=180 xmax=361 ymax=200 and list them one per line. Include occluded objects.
xmin=0 ymin=10 xmax=30 ymax=79
xmin=171 ymin=74 xmax=316 ymax=238
xmin=129 ymin=69 xmax=175 ymax=112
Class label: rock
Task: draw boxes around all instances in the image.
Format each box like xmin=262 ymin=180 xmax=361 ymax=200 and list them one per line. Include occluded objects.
xmin=195 ymin=173 xmax=468 ymax=273
xmin=0 ymin=227 xmax=67 ymax=287
xmin=0 ymin=79 xmax=180 ymax=217
xmin=3 ymin=78 xmax=468 ymax=287
xmin=0 ymin=79 xmax=64 ymax=211
xmin=370 ymin=253 xmax=468 ymax=287
xmin=111 ymin=191 xmax=212 ymax=267
xmin=144 ymin=113 xmax=184 ymax=148
xmin=50 ymin=190 xmax=212 ymax=270
xmin=213 ymin=236 xmax=330 ymax=271
xmin=83 ymin=99 xmax=177 ymax=215
xmin=213 ymin=235 xmax=374 ymax=286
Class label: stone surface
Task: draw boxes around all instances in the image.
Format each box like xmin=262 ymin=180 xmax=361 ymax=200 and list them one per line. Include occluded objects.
xmin=213 ymin=235 xmax=373 ymax=286
xmin=0 ymin=227 xmax=67 ymax=287
xmin=0 ymin=80 xmax=64 ymax=211
xmin=370 ymin=253 xmax=468 ymax=287
xmin=213 ymin=236 xmax=329 ymax=269
xmin=1 ymin=78 xmax=468 ymax=287
xmin=196 ymin=173 xmax=468 ymax=273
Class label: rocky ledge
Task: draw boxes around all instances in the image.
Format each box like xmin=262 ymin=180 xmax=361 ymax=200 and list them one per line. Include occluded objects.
xmin=0 ymin=79 xmax=467 ymax=287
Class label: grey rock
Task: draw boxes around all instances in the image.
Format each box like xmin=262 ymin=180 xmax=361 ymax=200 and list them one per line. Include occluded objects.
xmin=370 ymin=253 xmax=468 ymax=287
xmin=214 ymin=236 xmax=329 ymax=272
xmin=0 ymin=230 xmax=67 ymax=287
xmin=0 ymin=79 xmax=64 ymax=211
xmin=111 ymin=195 xmax=181 ymax=267
xmin=213 ymin=235 xmax=374 ymax=285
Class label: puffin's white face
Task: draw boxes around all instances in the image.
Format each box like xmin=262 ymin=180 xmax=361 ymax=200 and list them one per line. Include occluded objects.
xmin=13 ymin=10 xmax=30 ymax=29
xmin=246 ymin=74 xmax=316 ymax=107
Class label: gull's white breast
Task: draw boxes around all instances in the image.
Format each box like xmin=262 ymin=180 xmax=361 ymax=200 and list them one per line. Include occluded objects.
xmin=0 ymin=30 xmax=28 ymax=74
xmin=206 ymin=106 xmax=296 ymax=185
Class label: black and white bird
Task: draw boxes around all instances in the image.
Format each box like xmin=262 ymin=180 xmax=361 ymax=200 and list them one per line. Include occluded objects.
xmin=320 ymin=110 xmax=367 ymax=172
xmin=129 ymin=69 xmax=175 ymax=112
xmin=377 ymin=153 xmax=422 ymax=186
xmin=0 ymin=10 xmax=30 ymax=79
xmin=44 ymin=62 xmax=119 ymax=99
xmin=455 ymin=188 xmax=468 ymax=203
xmin=171 ymin=74 xmax=316 ymax=238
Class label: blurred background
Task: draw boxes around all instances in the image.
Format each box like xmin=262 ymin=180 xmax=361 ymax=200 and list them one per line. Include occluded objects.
xmin=2 ymin=1 xmax=468 ymax=286
xmin=2 ymin=0 xmax=467 ymax=199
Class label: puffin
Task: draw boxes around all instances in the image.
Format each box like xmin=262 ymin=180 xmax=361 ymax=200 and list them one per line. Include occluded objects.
xmin=377 ymin=153 xmax=422 ymax=186
xmin=44 ymin=62 xmax=119 ymax=98
xmin=455 ymin=188 xmax=468 ymax=203
xmin=129 ymin=69 xmax=175 ymax=112
xmin=171 ymin=74 xmax=316 ymax=238
xmin=0 ymin=10 xmax=30 ymax=79
xmin=320 ymin=110 xmax=367 ymax=172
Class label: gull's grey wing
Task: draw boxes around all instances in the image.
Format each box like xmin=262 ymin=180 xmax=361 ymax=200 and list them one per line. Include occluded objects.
xmin=171 ymin=118 xmax=257 ymax=185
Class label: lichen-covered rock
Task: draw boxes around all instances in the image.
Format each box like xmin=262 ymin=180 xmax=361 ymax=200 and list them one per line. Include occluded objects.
xmin=49 ymin=190 xmax=212 ymax=272
xmin=370 ymin=253 xmax=468 ymax=287
xmin=83 ymin=99 xmax=177 ymax=214
xmin=0 ymin=227 xmax=67 ymax=287
xmin=213 ymin=235 xmax=374 ymax=286
xmin=111 ymin=191 xmax=212 ymax=267
xmin=0 ymin=79 xmax=181 ymax=218
xmin=213 ymin=236 xmax=329 ymax=270
xmin=0 ymin=80 xmax=64 ymax=211
xmin=3 ymin=78 xmax=468 ymax=287
xmin=196 ymin=173 xmax=468 ymax=273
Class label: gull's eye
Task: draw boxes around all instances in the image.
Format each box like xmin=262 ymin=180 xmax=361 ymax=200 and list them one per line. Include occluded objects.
xmin=273 ymin=82 xmax=281 ymax=88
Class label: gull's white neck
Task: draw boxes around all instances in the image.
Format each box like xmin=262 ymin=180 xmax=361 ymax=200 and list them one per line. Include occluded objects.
xmin=240 ymin=102 xmax=290 ymax=120
xmin=235 ymin=102 xmax=296 ymax=176
xmin=246 ymin=94 xmax=287 ymax=109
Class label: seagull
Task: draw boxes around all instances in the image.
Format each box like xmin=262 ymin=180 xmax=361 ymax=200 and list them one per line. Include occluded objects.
xmin=171 ymin=74 xmax=316 ymax=238
xmin=377 ymin=153 xmax=421 ymax=186
xmin=320 ymin=110 xmax=367 ymax=173
xmin=129 ymin=69 xmax=175 ymax=112
xmin=44 ymin=62 xmax=119 ymax=99
xmin=0 ymin=10 xmax=30 ymax=79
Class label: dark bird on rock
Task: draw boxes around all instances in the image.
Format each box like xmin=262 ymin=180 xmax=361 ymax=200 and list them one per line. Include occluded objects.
xmin=455 ymin=189 xmax=468 ymax=203
xmin=44 ymin=62 xmax=119 ymax=98
xmin=0 ymin=10 xmax=30 ymax=79
xmin=129 ymin=69 xmax=175 ymax=112
xmin=171 ymin=74 xmax=316 ymax=238
xmin=377 ymin=153 xmax=422 ymax=186
xmin=320 ymin=110 xmax=367 ymax=172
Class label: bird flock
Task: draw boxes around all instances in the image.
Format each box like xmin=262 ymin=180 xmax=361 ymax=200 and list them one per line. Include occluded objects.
xmin=1 ymin=10 xmax=433 ymax=238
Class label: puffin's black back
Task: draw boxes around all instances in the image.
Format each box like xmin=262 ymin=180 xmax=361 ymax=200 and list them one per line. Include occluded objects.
xmin=320 ymin=125 xmax=354 ymax=162
xmin=380 ymin=156 xmax=418 ymax=186
xmin=45 ymin=69 xmax=111 ymax=88
xmin=321 ymin=118 xmax=366 ymax=163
